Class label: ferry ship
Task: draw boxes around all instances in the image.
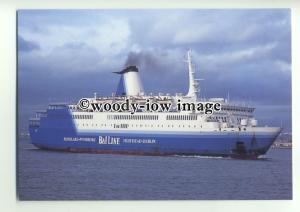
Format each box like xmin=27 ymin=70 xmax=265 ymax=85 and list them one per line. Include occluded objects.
xmin=29 ymin=50 xmax=281 ymax=158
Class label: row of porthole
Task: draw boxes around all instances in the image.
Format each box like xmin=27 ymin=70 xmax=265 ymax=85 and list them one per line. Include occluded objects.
xmin=223 ymin=107 xmax=253 ymax=113
xmin=78 ymin=123 xmax=200 ymax=128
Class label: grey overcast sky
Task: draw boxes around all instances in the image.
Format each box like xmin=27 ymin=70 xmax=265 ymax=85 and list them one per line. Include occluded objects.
xmin=17 ymin=9 xmax=291 ymax=132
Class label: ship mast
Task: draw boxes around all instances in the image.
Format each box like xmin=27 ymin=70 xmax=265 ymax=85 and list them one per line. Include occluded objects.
xmin=185 ymin=49 xmax=200 ymax=101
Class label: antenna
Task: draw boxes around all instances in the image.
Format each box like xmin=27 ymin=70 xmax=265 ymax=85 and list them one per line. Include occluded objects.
xmin=185 ymin=49 xmax=201 ymax=101
xmin=227 ymin=91 xmax=230 ymax=102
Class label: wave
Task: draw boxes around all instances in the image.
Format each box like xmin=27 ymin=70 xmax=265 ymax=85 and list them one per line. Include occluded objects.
xmin=172 ymin=155 xmax=226 ymax=159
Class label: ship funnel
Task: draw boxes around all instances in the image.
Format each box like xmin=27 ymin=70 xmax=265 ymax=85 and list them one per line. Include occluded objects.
xmin=114 ymin=66 xmax=144 ymax=96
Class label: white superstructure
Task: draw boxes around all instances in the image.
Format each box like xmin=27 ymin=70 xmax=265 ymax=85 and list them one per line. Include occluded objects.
xmin=48 ymin=50 xmax=279 ymax=136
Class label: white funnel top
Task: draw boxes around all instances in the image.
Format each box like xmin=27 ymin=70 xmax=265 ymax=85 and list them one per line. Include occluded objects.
xmin=115 ymin=66 xmax=144 ymax=96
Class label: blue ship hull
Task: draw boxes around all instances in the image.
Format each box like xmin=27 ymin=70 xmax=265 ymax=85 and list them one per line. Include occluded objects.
xmin=30 ymin=129 xmax=278 ymax=158
xmin=29 ymin=108 xmax=280 ymax=158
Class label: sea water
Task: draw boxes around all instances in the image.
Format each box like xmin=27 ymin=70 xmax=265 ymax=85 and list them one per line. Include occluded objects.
xmin=17 ymin=138 xmax=292 ymax=200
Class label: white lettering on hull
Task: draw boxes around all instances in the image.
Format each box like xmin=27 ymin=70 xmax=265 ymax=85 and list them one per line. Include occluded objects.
xmin=98 ymin=136 xmax=120 ymax=145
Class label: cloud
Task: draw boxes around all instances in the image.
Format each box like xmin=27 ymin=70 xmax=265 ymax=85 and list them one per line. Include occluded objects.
xmin=17 ymin=9 xmax=291 ymax=106
xmin=194 ymin=42 xmax=278 ymax=69
xmin=274 ymin=60 xmax=291 ymax=73
xmin=18 ymin=35 xmax=39 ymax=52
xmin=170 ymin=10 xmax=290 ymax=46
xmin=19 ymin=15 xmax=131 ymax=59
xmin=22 ymin=45 xmax=135 ymax=79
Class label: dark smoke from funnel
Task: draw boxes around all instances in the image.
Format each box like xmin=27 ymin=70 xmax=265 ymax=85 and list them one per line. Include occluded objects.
xmin=125 ymin=52 xmax=143 ymax=67
xmin=124 ymin=51 xmax=163 ymax=72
